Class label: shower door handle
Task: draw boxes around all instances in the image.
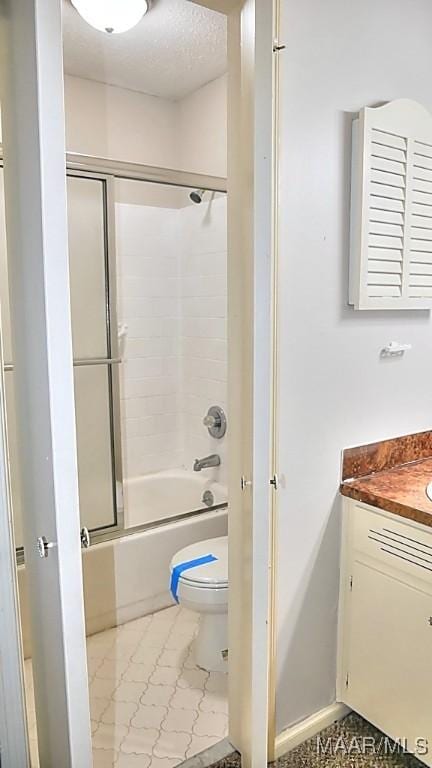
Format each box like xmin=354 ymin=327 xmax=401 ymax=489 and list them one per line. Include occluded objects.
xmin=4 ymin=358 xmax=122 ymax=372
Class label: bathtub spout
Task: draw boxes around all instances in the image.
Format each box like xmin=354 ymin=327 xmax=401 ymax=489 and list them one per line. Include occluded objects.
xmin=193 ymin=454 xmax=221 ymax=472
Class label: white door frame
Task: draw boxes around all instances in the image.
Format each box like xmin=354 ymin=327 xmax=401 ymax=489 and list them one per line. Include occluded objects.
xmin=0 ymin=0 xmax=92 ymax=765
xmin=193 ymin=0 xmax=278 ymax=768
xmin=226 ymin=1 xmax=276 ymax=766
xmin=194 ymin=1 xmax=278 ymax=763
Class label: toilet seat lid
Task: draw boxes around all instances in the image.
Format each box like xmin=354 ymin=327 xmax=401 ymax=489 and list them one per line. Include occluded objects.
xmin=170 ymin=536 xmax=228 ymax=587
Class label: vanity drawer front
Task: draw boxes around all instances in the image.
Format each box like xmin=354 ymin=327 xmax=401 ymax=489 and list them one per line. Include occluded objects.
xmin=352 ymin=504 xmax=432 ymax=585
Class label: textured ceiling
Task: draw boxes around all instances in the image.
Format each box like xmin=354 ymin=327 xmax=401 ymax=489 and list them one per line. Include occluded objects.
xmin=62 ymin=0 xmax=227 ymax=101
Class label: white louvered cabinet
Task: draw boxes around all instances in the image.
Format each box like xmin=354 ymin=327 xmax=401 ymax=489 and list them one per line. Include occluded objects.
xmin=337 ymin=499 xmax=432 ymax=766
xmin=350 ymin=99 xmax=432 ymax=309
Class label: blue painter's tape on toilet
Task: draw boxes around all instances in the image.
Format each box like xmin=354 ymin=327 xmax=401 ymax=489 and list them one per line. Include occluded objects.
xmin=170 ymin=554 xmax=218 ymax=603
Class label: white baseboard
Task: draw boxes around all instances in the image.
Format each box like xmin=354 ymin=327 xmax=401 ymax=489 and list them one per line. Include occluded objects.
xmin=274 ymin=702 xmax=351 ymax=759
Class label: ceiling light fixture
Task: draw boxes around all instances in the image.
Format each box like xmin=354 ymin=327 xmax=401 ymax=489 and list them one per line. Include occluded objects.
xmin=71 ymin=0 xmax=149 ymax=34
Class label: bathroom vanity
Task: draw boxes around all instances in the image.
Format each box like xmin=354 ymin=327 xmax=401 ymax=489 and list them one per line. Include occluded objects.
xmin=338 ymin=432 xmax=432 ymax=766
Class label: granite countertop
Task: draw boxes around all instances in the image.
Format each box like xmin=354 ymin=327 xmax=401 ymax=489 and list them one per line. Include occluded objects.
xmin=340 ymin=430 xmax=432 ymax=528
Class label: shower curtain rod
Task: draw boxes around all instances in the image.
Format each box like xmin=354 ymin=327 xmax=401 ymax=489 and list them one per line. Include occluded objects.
xmin=0 ymin=145 xmax=227 ymax=194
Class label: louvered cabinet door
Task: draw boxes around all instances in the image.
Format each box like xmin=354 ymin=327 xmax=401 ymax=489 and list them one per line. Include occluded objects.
xmin=408 ymin=140 xmax=432 ymax=300
xmin=366 ymin=129 xmax=406 ymax=300
xmin=350 ymin=99 xmax=432 ymax=309
xmin=344 ymin=561 xmax=432 ymax=766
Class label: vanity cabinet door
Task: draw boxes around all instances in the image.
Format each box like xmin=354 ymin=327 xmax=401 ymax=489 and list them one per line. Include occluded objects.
xmin=345 ymin=560 xmax=432 ymax=764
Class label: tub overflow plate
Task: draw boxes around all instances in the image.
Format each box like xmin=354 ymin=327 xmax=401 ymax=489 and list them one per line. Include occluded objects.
xmin=202 ymin=490 xmax=214 ymax=507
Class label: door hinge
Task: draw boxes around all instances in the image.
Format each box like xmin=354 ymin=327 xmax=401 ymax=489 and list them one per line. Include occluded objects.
xmin=241 ymin=475 xmax=252 ymax=491
xmin=349 ymin=575 xmax=353 ymax=591
xmin=270 ymin=473 xmax=279 ymax=490
xmin=345 ymin=673 xmax=349 ymax=688
xmin=80 ymin=526 xmax=91 ymax=549
xmin=37 ymin=536 xmax=56 ymax=558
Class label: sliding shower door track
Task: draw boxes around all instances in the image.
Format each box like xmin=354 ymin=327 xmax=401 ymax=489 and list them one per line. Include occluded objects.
xmin=0 ymin=147 xmax=227 ymax=194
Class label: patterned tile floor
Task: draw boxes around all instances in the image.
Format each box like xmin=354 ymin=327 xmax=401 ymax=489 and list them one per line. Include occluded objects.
xmin=25 ymin=606 xmax=228 ymax=768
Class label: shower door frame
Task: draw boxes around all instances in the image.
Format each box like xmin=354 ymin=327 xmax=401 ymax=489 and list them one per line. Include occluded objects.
xmin=58 ymin=160 xmax=228 ymax=549
xmin=66 ymin=160 xmax=228 ymax=548
xmin=62 ymin=169 xmax=125 ymax=544
xmin=62 ymin=160 xmax=228 ymax=544
xmin=65 ymin=153 xmax=227 ymax=194
xmin=65 ymin=157 xmax=228 ymax=544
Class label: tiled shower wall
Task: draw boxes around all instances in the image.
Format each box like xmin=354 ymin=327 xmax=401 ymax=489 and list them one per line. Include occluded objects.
xmin=116 ymin=204 xmax=182 ymax=478
xmin=180 ymin=197 xmax=228 ymax=481
xmin=116 ymin=194 xmax=227 ymax=489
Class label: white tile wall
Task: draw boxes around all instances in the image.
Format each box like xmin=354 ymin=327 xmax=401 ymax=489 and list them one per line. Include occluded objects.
xmin=116 ymin=194 xmax=227 ymax=498
xmin=179 ymin=196 xmax=228 ymax=487
xmin=116 ymin=205 xmax=182 ymax=479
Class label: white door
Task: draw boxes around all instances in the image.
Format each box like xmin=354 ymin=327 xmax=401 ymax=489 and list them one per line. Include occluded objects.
xmin=0 ymin=1 xmax=92 ymax=766
xmin=226 ymin=1 xmax=276 ymax=767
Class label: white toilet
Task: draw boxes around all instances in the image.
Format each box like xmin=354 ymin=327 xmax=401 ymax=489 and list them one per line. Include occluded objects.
xmin=170 ymin=536 xmax=228 ymax=673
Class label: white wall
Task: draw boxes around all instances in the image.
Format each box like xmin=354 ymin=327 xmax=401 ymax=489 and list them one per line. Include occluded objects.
xmin=64 ymin=75 xmax=178 ymax=168
xmin=177 ymin=75 xmax=227 ymax=177
xmin=2 ymin=73 xmax=227 ymax=176
xmin=275 ymin=0 xmax=432 ymax=733
xmin=64 ymin=73 xmax=227 ymax=178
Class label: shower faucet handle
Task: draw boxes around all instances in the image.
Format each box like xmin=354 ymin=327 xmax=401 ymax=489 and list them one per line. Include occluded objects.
xmin=203 ymin=406 xmax=227 ymax=439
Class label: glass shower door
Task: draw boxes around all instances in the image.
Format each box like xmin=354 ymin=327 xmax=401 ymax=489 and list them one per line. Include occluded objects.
xmin=67 ymin=174 xmax=121 ymax=536
xmin=0 ymin=168 xmax=122 ymax=552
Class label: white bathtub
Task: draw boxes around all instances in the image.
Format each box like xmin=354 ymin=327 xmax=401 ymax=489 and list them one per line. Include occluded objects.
xmin=122 ymin=469 xmax=227 ymax=529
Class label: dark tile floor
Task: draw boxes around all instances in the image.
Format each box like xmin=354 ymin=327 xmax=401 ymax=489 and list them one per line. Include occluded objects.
xmin=209 ymin=714 xmax=424 ymax=767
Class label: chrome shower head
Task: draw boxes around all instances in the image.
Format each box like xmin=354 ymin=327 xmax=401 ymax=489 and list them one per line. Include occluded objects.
xmin=189 ymin=189 xmax=205 ymax=204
